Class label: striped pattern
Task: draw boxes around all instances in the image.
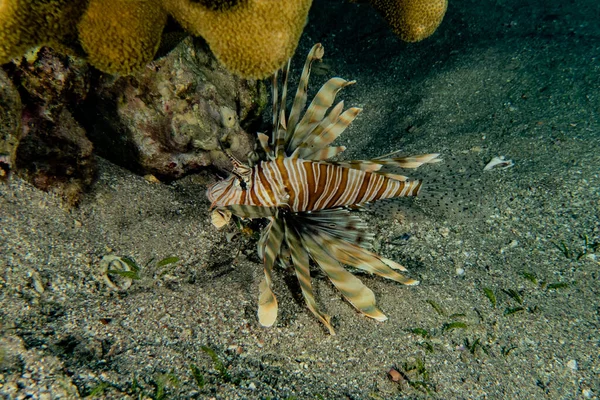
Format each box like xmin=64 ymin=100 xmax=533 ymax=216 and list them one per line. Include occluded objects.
xmin=207 ymin=158 xmax=423 ymax=212
xmin=206 ymin=43 xmax=440 ymax=334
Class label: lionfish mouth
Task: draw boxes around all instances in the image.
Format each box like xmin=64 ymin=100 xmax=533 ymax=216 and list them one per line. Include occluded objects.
xmin=206 ymin=43 xmax=440 ymax=334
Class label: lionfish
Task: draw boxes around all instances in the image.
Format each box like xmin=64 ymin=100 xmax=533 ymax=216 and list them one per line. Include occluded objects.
xmin=206 ymin=44 xmax=440 ymax=334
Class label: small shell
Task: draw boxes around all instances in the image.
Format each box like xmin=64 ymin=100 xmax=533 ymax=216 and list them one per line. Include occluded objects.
xmin=484 ymin=156 xmax=514 ymax=171
xmin=99 ymin=255 xmax=133 ymax=291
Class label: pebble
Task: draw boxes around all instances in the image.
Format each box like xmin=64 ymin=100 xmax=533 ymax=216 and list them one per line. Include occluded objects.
xmin=248 ymin=382 xmax=257 ymax=390
xmin=456 ymin=267 xmax=465 ymax=276
xmin=566 ymin=359 xmax=577 ymax=371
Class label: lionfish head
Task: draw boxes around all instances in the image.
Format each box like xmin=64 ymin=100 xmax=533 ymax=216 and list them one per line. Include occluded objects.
xmin=206 ymin=173 xmax=247 ymax=207
xmin=206 ymin=145 xmax=253 ymax=228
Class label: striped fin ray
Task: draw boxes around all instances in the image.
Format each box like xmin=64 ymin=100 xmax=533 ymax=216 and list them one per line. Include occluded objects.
xmin=325 ymin=234 xmax=418 ymax=285
xmin=257 ymin=217 xmax=284 ymax=327
xmin=366 ymin=153 xmax=442 ymax=169
xmin=295 ymin=209 xmax=417 ymax=284
xmin=256 ymin=132 xmax=272 ymax=157
xmin=284 ymin=221 xmax=335 ymax=334
xmin=270 ymin=69 xmax=279 ymax=145
xmin=303 ymin=146 xmax=347 ymax=161
xmin=332 ymin=154 xmax=441 ymax=180
xmin=334 ymin=154 xmax=441 ymax=173
xmin=274 ymin=61 xmax=292 ymax=157
xmin=288 ymin=101 xmax=345 ymax=159
xmin=286 ymin=43 xmax=325 ymax=141
xmin=296 ymin=107 xmax=362 ymax=160
xmin=223 ymin=204 xmax=277 ymax=219
xmin=301 ymin=231 xmax=388 ymax=322
xmin=288 ymin=77 xmax=356 ymax=153
xmin=294 ymin=208 xmax=374 ymax=249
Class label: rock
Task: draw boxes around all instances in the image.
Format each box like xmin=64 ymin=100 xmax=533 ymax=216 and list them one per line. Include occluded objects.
xmin=4 ymin=47 xmax=95 ymax=205
xmin=83 ymin=37 xmax=267 ymax=180
xmin=0 ymin=69 xmax=21 ymax=180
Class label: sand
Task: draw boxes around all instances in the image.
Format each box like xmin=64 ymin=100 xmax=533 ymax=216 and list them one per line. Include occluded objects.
xmin=1 ymin=0 xmax=599 ymax=398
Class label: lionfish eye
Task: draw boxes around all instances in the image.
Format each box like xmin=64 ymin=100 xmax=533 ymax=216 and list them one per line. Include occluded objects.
xmin=239 ymin=179 xmax=247 ymax=190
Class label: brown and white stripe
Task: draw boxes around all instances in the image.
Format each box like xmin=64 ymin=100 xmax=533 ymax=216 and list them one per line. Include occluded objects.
xmin=206 ymin=43 xmax=442 ymax=334
xmin=209 ymin=156 xmax=424 ymax=213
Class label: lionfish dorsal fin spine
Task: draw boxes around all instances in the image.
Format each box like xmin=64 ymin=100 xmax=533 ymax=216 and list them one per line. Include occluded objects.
xmin=270 ymin=70 xmax=279 ymax=146
xmin=295 ymin=100 xmax=345 ymax=152
xmin=256 ymin=132 xmax=272 ymax=156
xmin=288 ymin=78 xmax=355 ymax=153
xmin=298 ymin=107 xmax=363 ymax=160
xmin=286 ymin=43 xmax=325 ymax=140
xmin=274 ymin=60 xmax=292 ymax=157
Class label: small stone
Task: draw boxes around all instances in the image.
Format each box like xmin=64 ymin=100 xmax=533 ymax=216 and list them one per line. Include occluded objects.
xmin=456 ymin=267 xmax=465 ymax=276
xmin=582 ymin=388 xmax=593 ymax=398
xmin=438 ymin=227 xmax=450 ymax=238
xmin=566 ymin=359 xmax=577 ymax=371
xmin=144 ymin=174 xmax=161 ymax=184
xmin=388 ymin=368 xmax=403 ymax=383
xmin=248 ymin=382 xmax=256 ymax=390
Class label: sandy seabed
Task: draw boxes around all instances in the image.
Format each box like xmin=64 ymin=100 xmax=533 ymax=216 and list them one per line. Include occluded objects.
xmin=1 ymin=0 xmax=599 ymax=398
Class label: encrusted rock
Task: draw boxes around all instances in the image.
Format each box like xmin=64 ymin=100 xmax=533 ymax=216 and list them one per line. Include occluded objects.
xmin=4 ymin=47 xmax=95 ymax=205
xmin=0 ymin=69 xmax=21 ymax=180
xmin=83 ymin=37 xmax=267 ymax=180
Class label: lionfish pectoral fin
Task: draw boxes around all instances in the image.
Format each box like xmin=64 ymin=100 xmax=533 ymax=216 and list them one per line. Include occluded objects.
xmin=332 ymin=239 xmax=419 ymax=286
xmin=284 ymin=222 xmax=336 ymax=335
xmin=258 ymin=279 xmax=278 ymax=327
xmin=302 ymin=232 xmax=387 ymax=322
xmin=211 ymin=209 xmax=232 ymax=229
xmin=257 ymin=217 xmax=284 ymax=328
xmin=224 ymin=204 xmax=278 ymax=219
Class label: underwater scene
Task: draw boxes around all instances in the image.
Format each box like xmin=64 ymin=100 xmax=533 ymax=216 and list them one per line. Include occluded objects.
xmin=1 ymin=0 xmax=598 ymax=398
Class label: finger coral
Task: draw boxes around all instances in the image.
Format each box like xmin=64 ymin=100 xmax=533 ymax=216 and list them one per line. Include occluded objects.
xmin=77 ymin=0 xmax=167 ymax=74
xmin=369 ymin=0 xmax=448 ymax=42
xmin=163 ymin=0 xmax=313 ymax=78
xmin=0 ymin=0 xmax=86 ymax=64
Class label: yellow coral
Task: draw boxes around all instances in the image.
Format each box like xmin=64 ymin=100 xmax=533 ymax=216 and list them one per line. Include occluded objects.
xmin=0 ymin=0 xmax=86 ymax=64
xmin=78 ymin=0 xmax=167 ymax=75
xmin=163 ymin=0 xmax=313 ymax=79
xmin=2 ymin=0 xmax=311 ymax=78
xmin=369 ymin=0 xmax=448 ymax=42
